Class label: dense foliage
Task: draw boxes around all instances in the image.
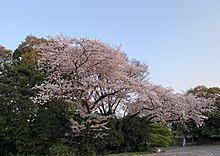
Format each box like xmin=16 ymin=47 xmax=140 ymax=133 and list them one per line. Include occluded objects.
xmin=0 ymin=37 xmax=72 ymax=155
xmin=95 ymin=116 xmax=171 ymax=155
xmin=182 ymin=86 xmax=220 ymax=143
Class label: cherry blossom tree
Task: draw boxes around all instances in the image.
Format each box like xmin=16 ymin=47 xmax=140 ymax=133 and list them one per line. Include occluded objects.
xmin=128 ymin=84 xmax=214 ymax=126
xmin=33 ymin=35 xmax=214 ymax=137
xmin=33 ymin=35 xmax=149 ymax=133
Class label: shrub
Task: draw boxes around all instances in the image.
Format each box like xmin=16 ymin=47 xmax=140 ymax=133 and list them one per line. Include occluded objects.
xmin=148 ymin=124 xmax=172 ymax=147
xmin=49 ymin=144 xmax=75 ymax=156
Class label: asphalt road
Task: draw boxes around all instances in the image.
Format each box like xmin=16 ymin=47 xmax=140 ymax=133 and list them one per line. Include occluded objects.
xmin=144 ymin=145 xmax=220 ymax=156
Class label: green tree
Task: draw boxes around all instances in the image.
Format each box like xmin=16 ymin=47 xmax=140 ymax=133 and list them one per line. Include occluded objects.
xmin=186 ymin=86 xmax=220 ymax=142
xmin=30 ymin=100 xmax=72 ymax=155
xmin=12 ymin=35 xmax=46 ymax=64
xmin=0 ymin=45 xmax=12 ymax=72
xmin=0 ymin=59 xmax=41 ymax=155
xmin=0 ymin=36 xmax=73 ymax=155
xmin=120 ymin=116 xmax=152 ymax=152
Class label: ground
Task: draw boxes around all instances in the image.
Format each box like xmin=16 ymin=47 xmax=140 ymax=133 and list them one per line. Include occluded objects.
xmin=143 ymin=144 xmax=220 ymax=156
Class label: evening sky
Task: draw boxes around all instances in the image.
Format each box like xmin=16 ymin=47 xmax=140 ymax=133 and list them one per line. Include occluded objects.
xmin=1 ymin=0 xmax=220 ymax=92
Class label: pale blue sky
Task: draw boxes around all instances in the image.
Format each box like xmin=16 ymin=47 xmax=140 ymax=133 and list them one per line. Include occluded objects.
xmin=1 ymin=0 xmax=220 ymax=92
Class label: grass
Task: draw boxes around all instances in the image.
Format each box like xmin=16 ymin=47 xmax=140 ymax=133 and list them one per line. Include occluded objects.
xmin=104 ymin=151 xmax=151 ymax=156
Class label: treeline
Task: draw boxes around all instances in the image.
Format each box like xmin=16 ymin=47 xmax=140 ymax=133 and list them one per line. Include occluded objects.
xmin=0 ymin=35 xmax=219 ymax=155
xmin=0 ymin=36 xmax=171 ymax=155
xmin=181 ymin=86 xmax=220 ymax=143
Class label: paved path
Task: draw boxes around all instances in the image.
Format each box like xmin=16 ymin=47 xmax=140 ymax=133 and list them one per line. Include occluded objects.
xmin=143 ymin=145 xmax=220 ymax=156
